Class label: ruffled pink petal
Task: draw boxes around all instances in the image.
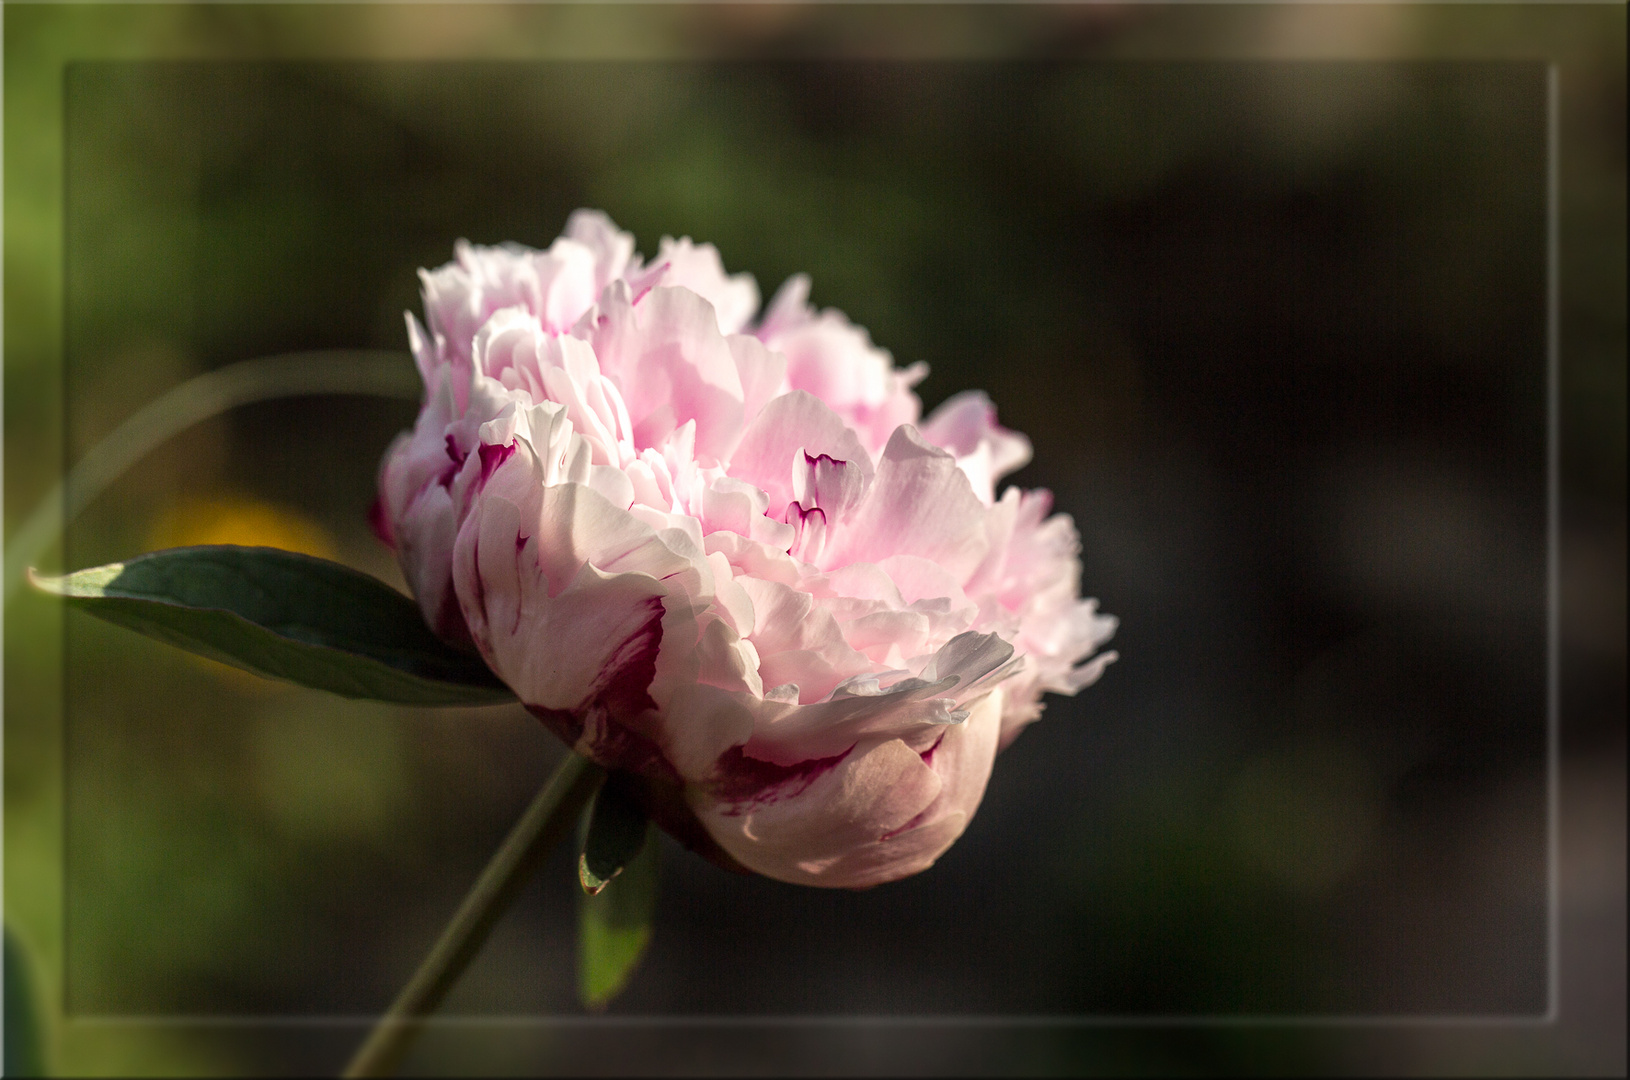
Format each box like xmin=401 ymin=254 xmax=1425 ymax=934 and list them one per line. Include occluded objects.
xmin=586 ymin=283 xmax=747 ymax=465
xmin=377 ymin=358 xmax=485 ymax=645
xmin=757 ymin=273 xmax=812 ymax=340
xmin=820 ymin=426 xmax=990 ymax=582
xmin=420 ymin=238 xmax=603 ymax=355
xmin=920 ymin=390 xmax=1034 ymax=505
xmin=692 ymin=687 xmax=1004 ymax=888
xmin=694 ymin=734 xmax=944 ymax=886
xmin=803 ymin=688 xmax=1004 ymax=888
xmin=755 ymin=275 xmax=927 ymax=460
xmin=452 ymin=430 xmax=702 ymax=710
xmin=727 ymin=390 xmax=874 ymax=521
xmin=647 ymin=235 xmax=761 ymax=336
xmin=740 ymin=630 xmax=1012 ymax=766
xmin=454 ymin=486 xmax=667 ymax=714
xmin=792 ymin=451 xmax=869 ymax=525
xmin=563 ymin=209 xmax=637 ymax=295
xmin=638 ymin=602 xmax=763 ymax=781
xmin=733 ymin=575 xmax=872 ymax=704
xmin=728 ymin=334 xmax=789 ymax=430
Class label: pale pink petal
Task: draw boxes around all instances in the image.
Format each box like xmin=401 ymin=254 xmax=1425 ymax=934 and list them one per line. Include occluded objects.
xmin=533 ymin=240 xmax=600 ymax=333
xmin=757 ymin=279 xmax=926 ymax=459
xmin=650 ymin=235 xmax=761 ymax=335
xmin=562 ymin=209 xmax=637 ymax=294
xmin=453 ymin=488 xmax=667 ymax=714
xmin=377 ymin=356 xmax=492 ymax=645
xmin=792 ymin=452 xmax=869 ymax=525
xmin=820 ymin=426 xmax=990 ymax=582
xmin=392 ymin=478 xmax=463 ymax=644
xmin=734 ymin=576 xmax=872 ymax=704
xmin=728 ymin=334 xmax=789 ymax=429
xmin=757 ymin=273 xmax=811 ymax=340
xmin=799 ymin=688 xmax=1004 ymax=888
xmin=920 ymin=390 xmax=1034 ymax=504
xmin=874 ymin=554 xmax=972 ymax=609
xmin=693 ymin=735 xmax=944 ymax=886
xmin=652 ymin=681 xmax=763 ymax=781
xmin=699 ymin=476 xmax=768 ymax=540
xmin=740 ymin=631 xmax=1012 ymax=766
xmin=728 ymin=390 xmax=873 ymax=520
xmin=586 ymin=283 xmax=746 ymax=465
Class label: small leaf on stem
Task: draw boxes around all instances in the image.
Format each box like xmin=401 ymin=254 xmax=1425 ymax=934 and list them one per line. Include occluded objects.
xmin=31 ymin=545 xmax=514 ymax=706
xmin=578 ymin=816 xmax=659 ymax=1011
xmin=578 ymin=772 xmax=650 ymax=895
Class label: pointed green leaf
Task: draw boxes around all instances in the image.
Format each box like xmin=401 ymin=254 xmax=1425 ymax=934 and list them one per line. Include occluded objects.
xmin=578 ymin=774 xmax=651 ymax=895
xmin=577 ymin=818 xmax=658 ymax=1011
xmin=31 ymin=545 xmax=514 ymax=706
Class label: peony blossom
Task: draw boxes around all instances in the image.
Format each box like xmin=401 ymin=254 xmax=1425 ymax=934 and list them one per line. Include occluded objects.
xmin=375 ymin=211 xmax=1117 ymax=888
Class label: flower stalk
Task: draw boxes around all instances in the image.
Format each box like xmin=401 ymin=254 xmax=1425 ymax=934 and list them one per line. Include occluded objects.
xmin=342 ymin=753 xmax=605 ymax=1078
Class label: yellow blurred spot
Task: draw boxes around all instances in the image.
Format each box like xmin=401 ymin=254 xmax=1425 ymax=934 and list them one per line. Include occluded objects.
xmin=146 ymin=494 xmax=337 ymax=692
xmin=147 ymin=493 xmax=336 ymax=559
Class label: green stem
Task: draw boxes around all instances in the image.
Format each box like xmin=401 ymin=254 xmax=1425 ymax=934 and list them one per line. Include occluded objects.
xmin=342 ymin=753 xmax=605 ymax=1078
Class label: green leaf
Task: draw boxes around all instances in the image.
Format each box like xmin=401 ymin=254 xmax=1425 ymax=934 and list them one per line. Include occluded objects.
xmin=5 ymin=925 xmax=48 ymax=1077
xmin=577 ymin=781 xmax=658 ymax=1010
xmin=578 ymin=774 xmax=651 ymax=895
xmin=31 ymin=545 xmax=514 ymax=706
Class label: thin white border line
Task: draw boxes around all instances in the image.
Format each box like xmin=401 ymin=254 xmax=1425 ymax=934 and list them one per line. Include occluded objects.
xmin=65 ymin=1013 xmax=1556 ymax=1029
xmin=1544 ymin=60 xmax=1562 ymax=1028
xmin=0 ymin=3 xmax=8 ymax=1065
xmin=3 ymin=1 xmax=1626 ymax=6
xmin=52 ymin=58 xmax=1565 ymax=1034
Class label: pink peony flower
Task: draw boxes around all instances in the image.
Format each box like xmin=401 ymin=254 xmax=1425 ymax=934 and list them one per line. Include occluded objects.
xmin=376 ymin=211 xmax=1117 ymax=888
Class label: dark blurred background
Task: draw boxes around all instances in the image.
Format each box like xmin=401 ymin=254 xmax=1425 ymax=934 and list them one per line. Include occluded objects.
xmin=5 ymin=5 xmax=1623 ymax=1077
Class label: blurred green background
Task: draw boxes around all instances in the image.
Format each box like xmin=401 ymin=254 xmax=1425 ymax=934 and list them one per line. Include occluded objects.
xmin=5 ymin=5 xmax=1624 ymax=1077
